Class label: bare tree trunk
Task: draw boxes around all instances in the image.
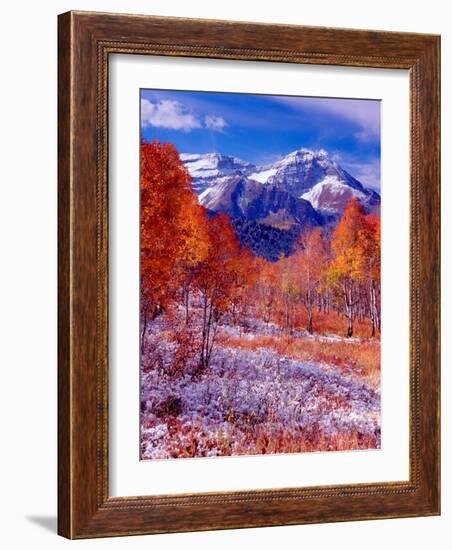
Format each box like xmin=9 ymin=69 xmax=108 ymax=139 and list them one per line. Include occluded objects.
xmin=304 ymin=287 xmax=314 ymax=334
xmin=285 ymin=299 xmax=290 ymax=334
xmin=151 ymin=303 xmax=164 ymax=321
xmin=197 ymin=292 xmax=219 ymax=375
xmin=376 ymin=293 xmax=381 ymax=331
xmin=347 ymin=315 xmax=353 ymax=338
xmin=141 ymin=304 xmax=149 ymax=357
xmin=184 ymin=287 xmax=190 ymax=324
xmin=369 ymin=280 xmax=378 ymax=337
xmin=307 ymin=308 xmax=313 ymax=334
xmin=264 ymin=296 xmax=272 ymax=324
xmin=204 ymin=302 xmax=213 ymax=367
xmin=199 ymin=294 xmax=209 ymax=373
xmin=205 ymin=310 xmax=219 ymax=368
xmin=343 ymin=281 xmax=354 ymax=338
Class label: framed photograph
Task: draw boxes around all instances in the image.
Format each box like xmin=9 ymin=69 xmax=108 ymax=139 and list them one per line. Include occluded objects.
xmin=58 ymin=11 xmax=440 ymax=538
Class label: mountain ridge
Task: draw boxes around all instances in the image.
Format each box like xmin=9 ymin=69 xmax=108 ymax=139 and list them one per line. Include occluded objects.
xmin=181 ymin=148 xmax=380 ymax=261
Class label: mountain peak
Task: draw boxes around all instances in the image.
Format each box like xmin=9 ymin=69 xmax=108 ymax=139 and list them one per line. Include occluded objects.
xmin=181 ymin=152 xmax=256 ymax=194
xmin=179 ymin=147 xmax=380 ymax=261
xmin=277 ymin=147 xmax=335 ymax=169
xmin=180 ymin=151 xmax=253 ymax=166
xmin=286 ymin=147 xmax=329 ymax=158
xmin=181 ymin=148 xmax=379 ymax=218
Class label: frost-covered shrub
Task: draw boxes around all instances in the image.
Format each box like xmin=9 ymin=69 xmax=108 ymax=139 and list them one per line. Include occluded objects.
xmin=140 ymin=316 xmax=380 ymax=460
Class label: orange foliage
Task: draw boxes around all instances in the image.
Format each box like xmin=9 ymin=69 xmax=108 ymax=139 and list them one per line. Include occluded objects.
xmin=140 ymin=141 xmax=381 ymax=361
xmin=327 ymin=198 xmax=381 ymax=337
xmin=295 ymin=227 xmax=330 ymax=332
xmin=140 ymin=140 xmax=209 ymax=317
xmin=140 ymin=142 xmax=261 ymax=368
xmin=330 ymin=197 xmax=369 ymax=281
xmin=193 ymin=213 xmax=258 ymax=371
xmin=242 ymin=199 xmax=381 ymax=339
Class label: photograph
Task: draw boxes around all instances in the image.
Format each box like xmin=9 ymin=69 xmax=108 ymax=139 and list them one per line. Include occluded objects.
xmin=139 ymin=89 xmax=382 ymax=460
xmin=0 ymin=0 xmax=443 ymax=543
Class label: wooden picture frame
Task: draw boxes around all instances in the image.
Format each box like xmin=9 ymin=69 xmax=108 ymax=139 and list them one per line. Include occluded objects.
xmin=58 ymin=10 xmax=440 ymax=539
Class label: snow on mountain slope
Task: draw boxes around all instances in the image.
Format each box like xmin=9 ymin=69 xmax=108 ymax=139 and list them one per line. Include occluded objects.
xmin=198 ymin=174 xmax=322 ymax=228
xmin=181 ymin=148 xmax=380 ymax=219
xmin=249 ymin=167 xmax=277 ymax=183
xmin=301 ymin=176 xmax=369 ymax=214
xmin=199 ymin=176 xmax=261 ymax=216
xmin=178 ymin=148 xmax=380 ymax=261
xmin=265 ymin=148 xmax=366 ymax=198
xmin=181 ymin=153 xmax=255 ymax=193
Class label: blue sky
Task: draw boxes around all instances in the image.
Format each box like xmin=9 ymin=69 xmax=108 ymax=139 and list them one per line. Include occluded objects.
xmin=140 ymin=89 xmax=381 ymax=190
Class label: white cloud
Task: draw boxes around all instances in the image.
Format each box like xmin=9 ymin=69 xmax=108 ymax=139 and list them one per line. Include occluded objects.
xmin=141 ymin=99 xmax=201 ymax=132
xmin=204 ymin=115 xmax=228 ymax=132
xmin=325 ymin=101 xmax=381 ymax=143
xmin=141 ymin=99 xmax=229 ymax=133
xmin=271 ymin=96 xmax=381 ymax=143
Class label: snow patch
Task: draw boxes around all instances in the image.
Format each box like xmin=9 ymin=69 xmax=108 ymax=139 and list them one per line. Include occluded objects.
xmin=249 ymin=168 xmax=277 ymax=183
xmin=301 ymin=176 xmax=367 ymax=213
xmin=140 ymin=314 xmax=381 ymax=460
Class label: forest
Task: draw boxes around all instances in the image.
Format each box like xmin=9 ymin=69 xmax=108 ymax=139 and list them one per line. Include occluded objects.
xmin=140 ymin=141 xmax=381 ymax=460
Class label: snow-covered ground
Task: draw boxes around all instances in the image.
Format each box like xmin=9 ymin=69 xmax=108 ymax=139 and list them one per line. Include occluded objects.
xmin=140 ymin=317 xmax=381 ymax=460
xmin=220 ymin=316 xmax=370 ymax=344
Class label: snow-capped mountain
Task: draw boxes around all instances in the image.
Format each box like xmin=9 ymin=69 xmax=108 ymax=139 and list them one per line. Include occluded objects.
xmin=301 ymin=175 xmax=379 ymax=215
xmin=181 ymin=148 xmax=380 ymax=260
xmin=252 ymin=148 xmax=363 ymax=194
xmin=180 ymin=153 xmax=256 ymax=194
xmin=198 ymin=174 xmax=322 ymax=227
xmin=183 ymin=148 xmax=380 ymax=217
